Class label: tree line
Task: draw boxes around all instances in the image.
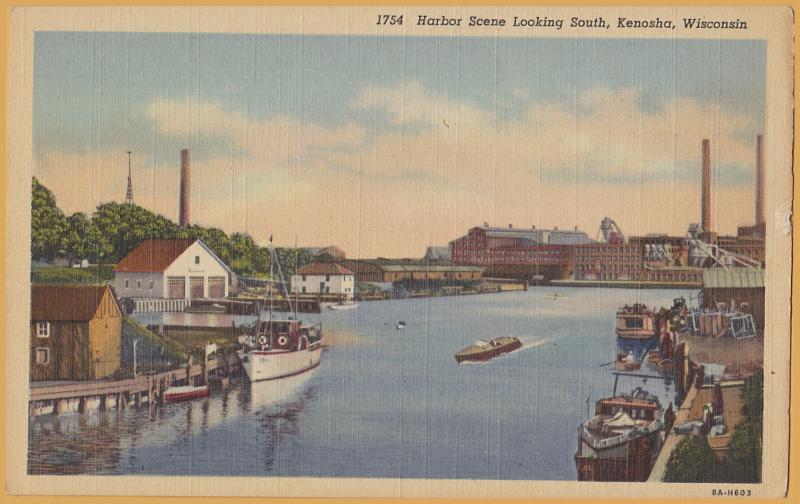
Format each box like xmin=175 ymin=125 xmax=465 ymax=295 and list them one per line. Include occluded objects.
xmin=31 ymin=177 xmax=312 ymax=276
xmin=664 ymin=370 xmax=763 ymax=483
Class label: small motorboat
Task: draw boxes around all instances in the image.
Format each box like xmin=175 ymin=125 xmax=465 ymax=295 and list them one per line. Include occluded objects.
xmin=163 ymin=385 xmax=209 ymax=403
xmin=329 ymin=301 xmax=358 ymax=310
xmin=544 ymin=293 xmax=567 ymax=300
xmin=455 ymin=336 xmax=522 ymax=363
xmin=396 ymin=321 xmax=406 ymax=330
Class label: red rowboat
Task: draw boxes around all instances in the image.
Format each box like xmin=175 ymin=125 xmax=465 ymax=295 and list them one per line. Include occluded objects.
xmin=163 ymin=385 xmax=209 ymax=403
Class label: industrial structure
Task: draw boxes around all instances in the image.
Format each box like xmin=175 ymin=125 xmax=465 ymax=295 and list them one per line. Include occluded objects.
xmin=179 ymin=148 xmax=191 ymax=227
xmin=324 ymin=258 xmax=483 ymax=284
xmin=449 ymin=224 xmax=592 ymax=281
xmin=449 ymin=136 xmax=766 ymax=289
xmin=125 ymin=150 xmax=134 ymax=205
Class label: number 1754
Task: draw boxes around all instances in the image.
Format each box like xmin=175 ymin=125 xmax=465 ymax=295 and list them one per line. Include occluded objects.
xmin=376 ymin=14 xmax=404 ymax=25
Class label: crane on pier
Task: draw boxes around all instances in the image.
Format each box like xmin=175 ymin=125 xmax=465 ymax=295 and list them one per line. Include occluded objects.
xmin=599 ymin=217 xmax=625 ymax=243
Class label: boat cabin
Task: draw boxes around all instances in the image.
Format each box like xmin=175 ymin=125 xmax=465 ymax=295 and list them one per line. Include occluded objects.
xmin=615 ymin=303 xmax=656 ymax=338
xmin=255 ymin=319 xmax=322 ymax=351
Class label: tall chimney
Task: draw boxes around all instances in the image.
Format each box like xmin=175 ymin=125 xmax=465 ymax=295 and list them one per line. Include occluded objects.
xmin=755 ymin=134 xmax=765 ymax=226
xmin=701 ymin=139 xmax=712 ymax=233
xmin=179 ymin=148 xmax=190 ymax=227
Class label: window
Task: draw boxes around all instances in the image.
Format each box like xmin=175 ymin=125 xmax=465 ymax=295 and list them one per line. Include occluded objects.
xmin=36 ymin=322 xmax=50 ymax=338
xmin=149 ymin=280 xmax=154 ymax=289
xmin=326 ymin=275 xmax=330 ymax=282
xmin=302 ymin=275 xmax=306 ymax=281
xmin=302 ymin=287 xmax=306 ymax=294
xmin=35 ymin=347 xmax=49 ymax=365
xmin=124 ymin=279 xmax=130 ymax=288
xmin=195 ymin=256 xmax=200 ymax=264
xmin=137 ymin=280 xmax=141 ymax=289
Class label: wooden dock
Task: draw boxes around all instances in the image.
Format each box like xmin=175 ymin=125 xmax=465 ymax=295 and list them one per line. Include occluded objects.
xmin=29 ymin=353 xmax=240 ymax=417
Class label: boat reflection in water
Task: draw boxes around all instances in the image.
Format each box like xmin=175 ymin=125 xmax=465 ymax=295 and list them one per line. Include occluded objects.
xmin=245 ymin=367 xmax=318 ymax=413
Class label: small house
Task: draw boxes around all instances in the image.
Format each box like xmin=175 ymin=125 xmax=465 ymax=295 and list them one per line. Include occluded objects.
xmin=291 ymin=263 xmax=355 ymax=299
xmin=30 ymin=284 xmax=123 ymax=381
xmin=114 ymin=239 xmax=232 ymax=299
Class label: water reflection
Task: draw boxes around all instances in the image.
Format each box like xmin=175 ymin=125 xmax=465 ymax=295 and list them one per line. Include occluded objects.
xmin=245 ymin=369 xmax=318 ymax=413
xmin=29 ymin=288 xmax=694 ymax=479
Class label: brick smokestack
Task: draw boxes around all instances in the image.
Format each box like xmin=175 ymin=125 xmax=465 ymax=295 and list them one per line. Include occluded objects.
xmin=755 ymin=134 xmax=765 ymax=226
xmin=179 ymin=148 xmax=190 ymax=227
xmin=701 ymin=139 xmax=712 ymax=233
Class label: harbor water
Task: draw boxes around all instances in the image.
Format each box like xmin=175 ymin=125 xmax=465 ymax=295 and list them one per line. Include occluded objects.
xmin=28 ymin=287 xmax=694 ymax=479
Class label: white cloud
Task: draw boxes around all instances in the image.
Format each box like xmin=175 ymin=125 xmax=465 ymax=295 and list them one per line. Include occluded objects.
xmin=35 ymin=86 xmax=762 ymax=257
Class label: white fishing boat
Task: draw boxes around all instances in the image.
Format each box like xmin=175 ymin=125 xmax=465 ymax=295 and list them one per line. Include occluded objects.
xmin=237 ymin=319 xmax=323 ymax=382
xmin=237 ymin=237 xmax=324 ymax=382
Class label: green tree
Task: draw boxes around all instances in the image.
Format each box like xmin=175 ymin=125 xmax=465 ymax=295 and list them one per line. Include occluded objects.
xmin=274 ymin=247 xmax=311 ymax=277
xmin=228 ymin=233 xmax=255 ymax=273
xmin=252 ymin=246 xmax=271 ymax=274
xmin=62 ymin=212 xmax=112 ymax=262
xmin=664 ymin=435 xmax=723 ymax=483
xmin=31 ymin=177 xmax=67 ymax=261
xmin=92 ymin=202 xmax=179 ymax=262
xmin=724 ymin=371 xmax=763 ymax=483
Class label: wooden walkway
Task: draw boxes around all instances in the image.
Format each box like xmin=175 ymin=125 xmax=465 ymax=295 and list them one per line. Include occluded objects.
xmin=29 ymin=353 xmax=239 ymax=416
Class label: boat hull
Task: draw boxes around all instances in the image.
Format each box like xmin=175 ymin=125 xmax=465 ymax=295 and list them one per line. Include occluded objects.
xmin=238 ymin=344 xmax=322 ymax=382
xmin=455 ymin=339 xmax=522 ymax=363
xmin=164 ymin=386 xmax=209 ymax=403
xmin=614 ymin=328 xmax=655 ymax=340
xmin=329 ymin=303 xmax=357 ymax=310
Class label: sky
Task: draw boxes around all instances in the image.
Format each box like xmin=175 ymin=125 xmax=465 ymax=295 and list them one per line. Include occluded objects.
xmin=33 ymin=32 xmax=766 ymax=258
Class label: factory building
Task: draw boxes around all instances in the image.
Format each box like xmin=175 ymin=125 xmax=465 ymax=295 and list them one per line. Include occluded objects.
xmin=449 ymin=224 xmax=591 ymax=281
xmin=570 ymin=243 xmax=643 ymax=281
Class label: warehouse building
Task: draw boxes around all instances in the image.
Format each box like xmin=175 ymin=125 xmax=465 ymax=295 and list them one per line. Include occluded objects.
xmin=114 ymin=239 xmax=232 ymax=300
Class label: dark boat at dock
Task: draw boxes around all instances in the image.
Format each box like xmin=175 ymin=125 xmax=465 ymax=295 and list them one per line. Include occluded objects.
xmin=575 ymin=387 xmax=663 ymax=482
xmin=454 ymin=336 xmax=522 ymax=363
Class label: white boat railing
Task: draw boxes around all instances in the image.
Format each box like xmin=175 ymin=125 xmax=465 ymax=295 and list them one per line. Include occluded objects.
xmin=581 ymin=418 xmax=662 ymax=450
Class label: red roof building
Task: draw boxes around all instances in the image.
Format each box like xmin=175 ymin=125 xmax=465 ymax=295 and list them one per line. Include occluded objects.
xmin=291 ymin=262 xmax=355 ymax=299
xmin=114 ymin=239 xmax=232 ymax=300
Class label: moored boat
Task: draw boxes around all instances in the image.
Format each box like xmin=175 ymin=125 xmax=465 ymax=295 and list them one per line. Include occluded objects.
xmin=575 ymin=388 xmax=663 ymax=482
xmin=163 ymin=385 xmax=209 ymax=403
xmin=329 ymin=301 xmax=358 ymax=310
xmin=237 ymin=319 xmax=323 ymax=382
xmin=454 ymin=336 xmax=522 ymax=363
xmin=615 ymin=303 xmax=656 ymax=339
xmin=236 ymin=237 xmax=324 ymax=383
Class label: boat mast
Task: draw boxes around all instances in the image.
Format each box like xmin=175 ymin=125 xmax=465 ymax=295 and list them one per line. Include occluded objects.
xmin=268 ymin=237 xmax=274 ymax=322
